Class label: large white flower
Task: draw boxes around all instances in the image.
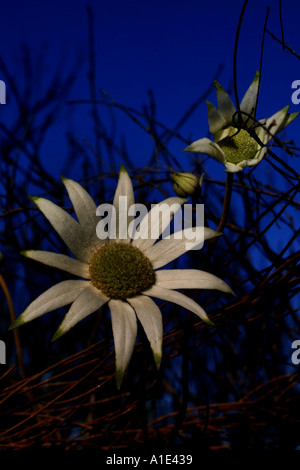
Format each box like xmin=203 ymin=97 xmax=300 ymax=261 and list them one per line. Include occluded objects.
xmin=10 ymin=165 xmax=233 ymax=387
xmin=185 ymin=71 xmax=299 ymax=172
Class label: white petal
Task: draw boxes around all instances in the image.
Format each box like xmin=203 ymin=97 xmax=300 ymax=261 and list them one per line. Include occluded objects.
xmin=224 ymin=161 xmax=243 ymax=173
xmin=145 ymin=285 xmax=213 ymax=325
xmin=23 ymin=250 xmax=90 ymax=278
xmin=278 ymin=111 xmax=299 ymax=132
xmin=237 ymin=147 xmax=267 ymax=169
xmin=128 ymin=295 xmax=163 ymax=368
xmin=132 ymin=197 xmax=186 ymax=251
xmin=112 ymin=165 xmax=135 ymax=243
xmin=62 ymin=177 xmax=101 ymax=252
xmin=10 ymin=280 xmax=89 ymax=328
xmin=52 ymin=284 xmax=109 ymax=340
xmin=240 ymin=71 xmax=260 ymax=118
xmin=109 ymin=299 xmax=138 ymax=388
xmin=31 ymin=196 xmax=91 ymax=263
xmin=155 ymin=269 xmax=234 ymax=295
xmin=145 ymin=227 xmax=219 ymax=269
xmin=214 ymin=81 xmax=236 ymax=124
xmin=259 ymin=106 xmax=296 ymax=145
xmin=206 ymin=100 xmax=227 ymax=134
xmin=185 ymin=138 xmax=226 ymax=164
xmin=214 ymin=125 xmax=238 ymax=142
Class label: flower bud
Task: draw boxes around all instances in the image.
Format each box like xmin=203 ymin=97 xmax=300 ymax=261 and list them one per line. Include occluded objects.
xmin=170 ymin=172 xmax=199 ymax=197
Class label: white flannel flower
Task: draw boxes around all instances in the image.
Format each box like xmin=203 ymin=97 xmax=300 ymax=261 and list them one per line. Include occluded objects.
xmin=10 ymin=165 xmax=233 ymax=387
xmin=185 ymin=71 xmax=299 ymax=173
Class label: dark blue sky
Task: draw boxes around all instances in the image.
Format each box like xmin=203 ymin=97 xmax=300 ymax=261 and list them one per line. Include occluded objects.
xmin=0 ymin=0 xmax=299 ymax=179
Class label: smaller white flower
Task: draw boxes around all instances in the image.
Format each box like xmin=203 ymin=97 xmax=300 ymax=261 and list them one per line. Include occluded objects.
xmin=185 ymin=71 xmax=299 ymax=173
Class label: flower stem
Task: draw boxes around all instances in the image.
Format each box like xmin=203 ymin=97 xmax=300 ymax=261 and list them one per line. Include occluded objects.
xmin=203 ymin=173 xmax=233 ymax=269
xmin=217 ymin=172 xmax=233 ymax=234
xmin=0 ymin=274 xmax=26 ymax=379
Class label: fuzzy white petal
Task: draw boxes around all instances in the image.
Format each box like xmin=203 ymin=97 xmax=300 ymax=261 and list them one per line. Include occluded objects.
xmin=145 ymin=285 xmax=213 ymax=325
xmin=185 ymin=138 xmax=226 ymax=164
xmin=240 ymin=71 xmax=260 ymax=118
xmin=10 ymin=280 xmax=89 ymax=327
xmin=113 ymin=165 xmax=135 ymax=243
xmin=259 ymin=106 xmax=293 ymax=145
xmin=240 ymin=147 xmax=267 ymax=168
xmin=23 ymin=250 xmax=90 ymax=278
xmin=109 ymin=299 xmax=138 ymax=388
xmin=278 ymin=111 xmax=299 ymax=132
xmin=155 ymin=269 xmax=234 ymax=295
xmin=62 ymin=177 xmax=101 ymax=252
xmin=132 ymin=197 xmax=186 ymax=251
xmin=206 ymin=100 xmax=227 ymax=134
xmin=31 ymin=197 xmax=91 ymax=262
xmin=214 ymin=81 xmax=236 ymax=124
xmin=146 ymin=227 xmax=219 ymax=269
xmin=53 ymin=284 xmax=109 ymax=340
xmin=224 ymin=162 xmax=244 ymax=173
xmin=128 ymin=295 xmax=163 ymax=368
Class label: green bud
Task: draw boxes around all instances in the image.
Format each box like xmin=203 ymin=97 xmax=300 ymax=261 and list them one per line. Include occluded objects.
xmin=170 ymin=172 xmax=199 ymax=197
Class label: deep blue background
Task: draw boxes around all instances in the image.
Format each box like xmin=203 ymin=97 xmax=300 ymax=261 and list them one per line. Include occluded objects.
xmin=0 ymin=0 xmax=299 ymax=181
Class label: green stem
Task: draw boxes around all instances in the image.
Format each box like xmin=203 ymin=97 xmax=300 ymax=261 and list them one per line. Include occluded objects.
xmin=217 ymin=172 xmax=233 ymax=234
xmin=203 ymin=173 xmax=233 ymax=270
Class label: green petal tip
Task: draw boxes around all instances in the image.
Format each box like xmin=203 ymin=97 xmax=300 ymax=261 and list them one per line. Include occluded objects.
xmin=154 ymin=352 xmax=162 ymax=370
xmin=115 ymin=368 xmax=125 ymax=390
xmin=28 ymin=195 xmax=39 ymax=204
xmin=253 ymin=70 xmax=260 ymax=82
xmin=51 ymin=327 xmax=65 ymax=342
xmin=8 ymin=316 xmax=24 ymax=330
xmin=119 ymin=163 xmax=128 ymax=173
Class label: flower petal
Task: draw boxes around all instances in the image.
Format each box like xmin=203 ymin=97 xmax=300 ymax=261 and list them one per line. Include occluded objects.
xmin=240 ymin=70 xmax=260 ymax=118
xmin=145 ymin=285 xmax=214 ymax=325
xmin=239 ymin=147 xmax=267 ymax=168
xmin=62 ymin=177 xmax=101 ymax=252
xmin=52 ymin=284 xmax=109 ymax=340
xmin=277 ymin=111 xmax=299 ymax=132
xmin=109 ymin=299 xmax=138 ymax=388
xmin=22 ymin=250 xmax=90 ymax=278
xmin=185 ymin=138 xmax=226 ymax=163
xmin=155 ymin=269 xmax=234 ymax=295
xmin=206 ymin=100 xmax=227 ymax=134
xmin=258 ymin=106 xmax=288 ymax=144
xmin=224 ymin=161 xmax=244 ymax=173
xmin=145 ymin=227 xmax=219 ymax=269
xmin=128 ymin=295 xmax=163 ymax=369
xmin=214 ymin=81 xmax=236 ymax=125
xmin=9 ymin=280 xmax=89 ymax=328
xmin=259 ymin=106 xmax=300 ymax=146
xmin=132 ymin=197 xmax=186 ymax=251
xmin=113 ymin=164 xmax=135 ymax=243
xmin=30 ymin=196 xmax=90 ymax=262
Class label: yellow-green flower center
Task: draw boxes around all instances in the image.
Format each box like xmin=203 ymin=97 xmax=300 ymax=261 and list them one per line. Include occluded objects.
xmin=89 ymin=242 xmax=156 ymax=300
xmin=218 ymin=129 xmax=258 ymax=164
